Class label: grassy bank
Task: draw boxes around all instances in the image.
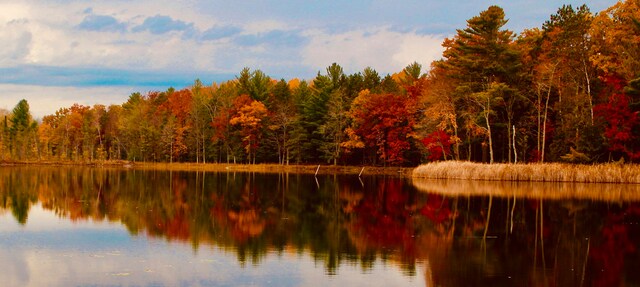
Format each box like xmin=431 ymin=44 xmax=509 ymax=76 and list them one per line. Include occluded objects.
xmin=413 ymin=161 xmax=640 ymax=183
xmin=1 ymin=159 xmax=133 ymax=167
xmin=1 ymin=160 xmax=413 ymax=177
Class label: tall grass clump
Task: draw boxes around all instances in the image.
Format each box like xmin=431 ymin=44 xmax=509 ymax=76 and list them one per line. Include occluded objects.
xmin=412 ymin=161 xmax=640 ymax=183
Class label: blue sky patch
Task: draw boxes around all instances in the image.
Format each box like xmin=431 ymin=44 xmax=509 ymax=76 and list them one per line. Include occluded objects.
xmin=78 ymin=14 xmax=127 ymax=33
xmin=133 ymin=15 xmax=194 ymax=34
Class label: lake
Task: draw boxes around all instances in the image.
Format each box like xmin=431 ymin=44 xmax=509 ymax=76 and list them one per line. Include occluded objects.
xmin=1 ymin=166 xmax=639 ymax=286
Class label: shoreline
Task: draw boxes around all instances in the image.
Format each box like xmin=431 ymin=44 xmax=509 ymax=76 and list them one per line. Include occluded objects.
xmin=133 ymin=162 xmax=414 ymax=177
xmin=5 ymin=160 xmax=640 ymax=183
xmin=0 ymin=160 xmax=414 ymax=177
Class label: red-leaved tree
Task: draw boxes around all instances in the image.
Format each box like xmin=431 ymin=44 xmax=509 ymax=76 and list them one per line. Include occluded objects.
xmin=595 ymin=90 xmax=640 ymax=161
xmin=421 ymin=130 xmax=452 ymax=161
xmin=348 ymin=91 xmax=415 ymax=165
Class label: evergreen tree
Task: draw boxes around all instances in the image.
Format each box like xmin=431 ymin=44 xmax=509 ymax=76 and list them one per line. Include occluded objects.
xmin=440 ymin=5 xmax=521 ymax=163
xmin=9 ymin=99 xmax=38 ymax=160
xmin=300 ymin=63 xmax=346 ymax=163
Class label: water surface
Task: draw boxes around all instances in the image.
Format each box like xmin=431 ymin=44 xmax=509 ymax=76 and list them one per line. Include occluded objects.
xmin=1 ymin=166 xmax=639 ymax=286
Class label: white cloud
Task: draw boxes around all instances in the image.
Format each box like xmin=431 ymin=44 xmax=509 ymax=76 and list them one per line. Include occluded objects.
xmin=302 ymin=28 xmax=444 ymax=75
xmin=392 ymin=33 xmax=445 ymax=70
xmin=1 ymin=1 xmax=447 ymax=73
xmin=0 ymin=84 xmax=138 ymax=119
xmin=0 ymin=19 xmax=32 ymax=65
xmin=0 ymin=1 xmax=219 ymax=71
xmin=0 ymin=3 xmax=29 ymax=22
xmin=242 ymin=20 xmax=290 ymax=34
xmin=0 ymin=0 xmax=452 ymax=89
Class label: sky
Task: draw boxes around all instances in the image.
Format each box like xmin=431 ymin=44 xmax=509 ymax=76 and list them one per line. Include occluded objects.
xmin=0 ymin=0 xmax=618 ymax=118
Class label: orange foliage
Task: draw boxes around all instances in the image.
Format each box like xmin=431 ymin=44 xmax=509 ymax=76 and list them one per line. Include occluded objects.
xmin=160 ymin=89 xmax=193 ymax=125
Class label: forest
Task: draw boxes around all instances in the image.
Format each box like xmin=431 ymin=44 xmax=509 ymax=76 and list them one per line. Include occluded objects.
xmin=1 ymin=1 xmax=640 ymax=166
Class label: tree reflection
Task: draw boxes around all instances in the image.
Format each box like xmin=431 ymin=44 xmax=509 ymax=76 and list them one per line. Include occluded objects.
xmin=0 ymin=166 xmax=639 ymax=286
xmin=1 ymin=169 xmax=38 ymax=224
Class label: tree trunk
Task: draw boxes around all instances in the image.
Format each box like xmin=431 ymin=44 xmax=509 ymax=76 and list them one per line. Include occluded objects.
xmin=454 ymin=124 xmax=460 ymax=160
xmin=536 ymin=84 xmax=542 ymax=158
xmin=33 ymin=132 xmax=41 ymax=161
xmin=541 ymin=85 xmax=552 ymax=163
xmin=202 ymin=136 xmax=206 ymax=164
xmin=467 ymin=128 xmax=472 ymax=161
xmin=513 ymin=125 xmax=517 ymax=163
xmin=583 ymin=58 xmax=593 ymax=124
xmin=541 ymin=65 xmax=556 ymax=163
xmin=507 ymin=117 xmax=512 ymax=163
xmin=484 ymin=103 xmax=494 ymax=164
xmin=438 ymin=138 xmax=447 ymax=161
xmin=196 ymin=136 xmax=200 ymax=164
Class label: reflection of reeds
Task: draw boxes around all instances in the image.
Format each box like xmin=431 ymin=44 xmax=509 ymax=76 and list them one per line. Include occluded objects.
xmin=413 ymin=161 xmax=640 ymax=183
xmin=412 ymin=178 xmax=640 ymax=202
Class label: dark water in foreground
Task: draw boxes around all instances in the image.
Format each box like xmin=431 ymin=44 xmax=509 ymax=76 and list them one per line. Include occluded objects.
xmin=1 ymin=167 xmax=639 ymax=287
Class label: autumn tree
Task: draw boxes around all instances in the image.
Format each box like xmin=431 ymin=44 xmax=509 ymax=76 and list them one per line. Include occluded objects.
xmin=89 ymin=105 xmax=108 ymax=160
xmin=420 ymin=64 xmax=460 ymax=160
xmin=160 ymin=115 xmax=187 ymax=163
xmin=514 ymin=28 xmax=549 ymax=162
xmin=229 ymin=95 xmax=269 ymax=164
xmin=593 ymin=76 xmax=640 ymax=162
xmin=590 ymin=0 xmax=640 ymax=162
xmin=347 ymin=90 xmax=414 ymax=166
xmin=39 ymin=108 xmax=68 ymax=159
xmin=421 ymin=130 xmax=452 ymax=161
xmin=595 ymin=91 xmax=639 ymax=161
xmin=211 ymin=82 xmax=243 ymax=163
xmin=157 ymin=88 xmax=193 ymax=162
xmin=541 ymin=5 xmax=599 ymax=161
xmin=38 ymin=104 xmax=117 ymax=161
xmin=103 ymin=105 xmax=123 ymax=160
xmin=66 ymin=104 xmax=90 ymax=160
xmin=189 ymin=79 xmax=215 ymax=163
xmin=119 ymin=92 xmax=166 ymax=161
xmin=590 ymin=0 xmax=640 ymax=83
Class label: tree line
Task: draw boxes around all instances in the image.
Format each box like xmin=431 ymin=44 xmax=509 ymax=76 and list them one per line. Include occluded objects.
xmin=2 ymin=1 xmax=640 ymax=165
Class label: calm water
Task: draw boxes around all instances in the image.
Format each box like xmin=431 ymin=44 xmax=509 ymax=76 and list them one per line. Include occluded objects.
xmin=1 ymin=167 xmax=639 ymax=287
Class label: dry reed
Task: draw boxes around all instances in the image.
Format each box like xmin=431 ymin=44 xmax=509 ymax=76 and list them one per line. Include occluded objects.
xmin=412 ymin=161 xmax=640 ymax=183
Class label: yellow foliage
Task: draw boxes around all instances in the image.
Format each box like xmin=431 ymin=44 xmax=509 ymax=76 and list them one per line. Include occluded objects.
xmin=288 ymin=78 xmax=301 ymax=90
xmin=230 ymin=101 xmax=268 ymax=128
xmin=340 ymin=127 xmax=365 ymax=151
xmin=390 ymin=71 xmax=406 ymax=85
xmin=590 ymin=0 xmax=640 ymax=81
